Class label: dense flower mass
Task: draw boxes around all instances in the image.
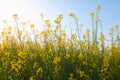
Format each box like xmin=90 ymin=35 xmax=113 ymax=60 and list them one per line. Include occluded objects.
xmin=0 ymin=6 xmax=120 ymax=80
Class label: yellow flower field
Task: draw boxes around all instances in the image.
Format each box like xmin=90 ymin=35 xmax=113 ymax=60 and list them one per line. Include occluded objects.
xmin=0 ymin=6 xmax=120 ymax=80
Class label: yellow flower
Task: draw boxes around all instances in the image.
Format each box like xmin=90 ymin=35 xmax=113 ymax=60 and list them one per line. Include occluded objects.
xmin=40 ymin=13 xmax=43 ymax=17
xmin=45 ymin=20 xmax=51 ymax=27
xmin=30 ymin=24 xmax=35 ymax=28
xmin=70 ymin=73 xmax=74 ymax=78
xmin=54 ymin=65 xmax=61 ymax=74
xmin=8 ymin=76 xmax=13 ymax=80
xmin=61 ymin=30 xmax=66 ymax=36
xmin=71 ymin=34 xmax=76 ymax=40
xmin=36 ymin=67 xmax=43 ymax=75
xmin=53 ymin=56 xmax=61 ymax=65
xmin=65 ymin=53 xmax=70 ymax=59
xmin=79 ymin=71 xmax=85 ymax=77
xmin=11 ymin=63 xmax=16 ymax=70
xmin=83 ymin=61 xmax=88 ymax=65
xmin=45 ymin=20 xmax=50 ymax=23
xmin=99 ymin=32 xmax=105 ymax=41
xmin=96 ymin=5 xmax=101 ymax=10
xmin=3 ymin=19 xmax=8 ymax=24
xmin=115 ymin=25 xmax=119 ymax=30
xmin=54 ymin=18 xmax=60 ymax=24
xmin=3 ymin=40 xmax=9 ymax=47
xmin=68 ymin=78 xmax=74 ymax=80
xmin=18 ymin=51 xmax=26 ymax=59
xmin=12 ymin=14 xmax=18 ymax=19
xmin=8 ymin=26 xmax=12 ymax=30
xmin=77 ymin=70 xmax=85 ymax=77
xmin=18 ymin=30 xmax=22 ymax=37
xmin=68 ymin=73 xmax=74 ymax=80
xmin=58 ymin=14 xmax=63 ymax=19
xmin=90 ymin=12 xmax=94 ymax=17
xmin=78 ymin=53 xmax=84 ymax=60
xmin=21 ymin=22 xmax=26 ymax=26
xmin=40 ymin=13 xmax=44 ymax=19
xmin=33 ymin=62 xmax=39 ymax=69
xmin=29 ymin=76 xmax=34 ymax=80
xmin=69 ymin=12 xmax=74 ymax=17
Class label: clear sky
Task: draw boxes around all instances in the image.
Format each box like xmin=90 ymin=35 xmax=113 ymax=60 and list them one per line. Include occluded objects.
xmin=0 ymin=0 xmax=120 ymax=39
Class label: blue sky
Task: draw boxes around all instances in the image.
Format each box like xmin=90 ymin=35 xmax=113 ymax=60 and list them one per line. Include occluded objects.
xmin=0 ymin=0 xmax=120 ymax=40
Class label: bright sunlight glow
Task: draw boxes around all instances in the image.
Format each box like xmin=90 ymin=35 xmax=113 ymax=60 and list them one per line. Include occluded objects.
xmin=0 ymin=0 xmax=53 ymax=30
